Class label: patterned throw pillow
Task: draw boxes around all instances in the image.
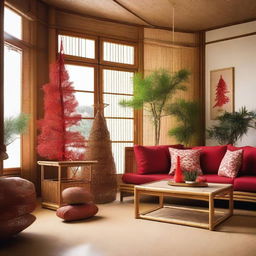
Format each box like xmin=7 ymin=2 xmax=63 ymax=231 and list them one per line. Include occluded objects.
xmin=169 ymin=148 xmax=202 ymax=175
xmin=218 ymin=149 xmax=243 ymax=178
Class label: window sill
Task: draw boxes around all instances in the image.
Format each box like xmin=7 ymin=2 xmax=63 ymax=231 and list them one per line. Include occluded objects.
xmin=2 ymin=168 xmax=21 ymax=176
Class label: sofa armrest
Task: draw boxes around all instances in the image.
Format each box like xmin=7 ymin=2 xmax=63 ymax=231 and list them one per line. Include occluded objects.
xmin=124 ymin=147 xmax=137 ymax=174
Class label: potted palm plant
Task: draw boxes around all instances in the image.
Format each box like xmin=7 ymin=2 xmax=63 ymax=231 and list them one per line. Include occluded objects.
xmin=119 ymin=69 xmax=190 ymax=145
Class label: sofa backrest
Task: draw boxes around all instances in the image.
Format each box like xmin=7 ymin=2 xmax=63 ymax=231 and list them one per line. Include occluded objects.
xmin=124 ymin=147 xmax=137 ymax=174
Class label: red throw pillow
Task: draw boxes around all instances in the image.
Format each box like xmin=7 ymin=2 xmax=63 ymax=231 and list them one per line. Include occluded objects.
xmin=218 ymin=149 xmax=243 ymax=178
xmin=134 ymin=144 xmax=183 ymax=174
xmin=62 ymin=187 xmax=94 ymax=205
xmin=56 ymin=204 xmax=98 ymax=221
xmin=169 ymin=148 xmax=202 ymax=175
xmin=228 ymin=145 xmax=256 ymax=175
xmin=192 ymin=145 xmax=227 ymax=174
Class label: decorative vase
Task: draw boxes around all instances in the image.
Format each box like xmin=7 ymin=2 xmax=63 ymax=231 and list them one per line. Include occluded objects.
xmin=174 ymin=155 xmax=183 ymax=183
xmin=82 ymin=104 xmax=117 ymax=203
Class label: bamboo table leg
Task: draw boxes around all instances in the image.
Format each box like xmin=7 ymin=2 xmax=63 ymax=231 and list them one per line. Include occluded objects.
xmin=209 ymin=194 xmax=215 ymax=231
xmin=134 ymin=188 xmax=140 ymax=219
xmin=229 ymin=188 xmax=234 ymax=216
xmin=159 ymin=194 xmax=164 ymax=208
xmin=58 ymin=166 xmax=61 ymax=207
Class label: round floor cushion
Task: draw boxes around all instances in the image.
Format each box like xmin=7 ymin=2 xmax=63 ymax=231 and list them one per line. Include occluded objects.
xmin=62 ymin=187 xmax=94 ymax=204
xmin=56 ymin=204 xmax=98 ymax=221
xmin=0 ymin=214 xmax=36 ymax=240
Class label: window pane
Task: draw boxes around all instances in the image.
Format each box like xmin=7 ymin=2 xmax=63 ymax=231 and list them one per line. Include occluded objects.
xmin=66 ymin=64 xmax=94 ymax=91
xmin=4 ymin=7 xmax=22 ymax=39
xmin=103 ymin=42 xmax=134 ymax=65
xmin=58 ymin=35 xmax=95 ymax=59
xmin=103 ymin=69 xmax=133 ymax=94
xmin=69 ymin=119 xmax=93 ymax=140
xmin=106 ymin=119 xmax=133 ymax=141
xmin=74 ymin=92 xmax=94 ymax=118
xmin=104 ymin=94 xmax=133 ymax=118
xmin=4 ymin=45 xmax=22 ymax=168
xmin=112 ymin=143 xmax=133 ymax=174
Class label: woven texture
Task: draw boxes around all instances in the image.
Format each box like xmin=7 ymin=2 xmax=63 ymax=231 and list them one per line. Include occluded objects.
xmin=82 ymin=109 xmax=117 ymax=203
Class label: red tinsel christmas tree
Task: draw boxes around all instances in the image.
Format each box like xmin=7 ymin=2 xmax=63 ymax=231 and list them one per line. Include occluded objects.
xmin=37 ymin=43 xmax=86 ymax=161
xmin=213 ymin=75 xmax=230 ymax=108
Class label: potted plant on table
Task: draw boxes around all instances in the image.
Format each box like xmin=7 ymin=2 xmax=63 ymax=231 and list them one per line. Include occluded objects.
xmin=183 ymin=170 xmax=198 ymax=184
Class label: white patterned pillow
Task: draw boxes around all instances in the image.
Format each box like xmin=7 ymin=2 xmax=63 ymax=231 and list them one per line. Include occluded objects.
xmin=169 ymin=148 xmax=202 ymax=175
xmin=218 ymin=149 xmax=243 ymax=178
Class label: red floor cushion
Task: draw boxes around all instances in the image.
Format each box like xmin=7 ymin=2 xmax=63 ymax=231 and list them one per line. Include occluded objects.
xmin=234 ymin=176 xmax=256 ymax=192
xmin=56 ymin=204 xmax=98 ymax=221
xmin=122 ymin=173 xmax=171 ymax=185
xmin=134 ymin=144 xmax=183 ymax=174
xmin=202 ymin=174 xmax=234 ymax=184
xmin=0 ymin=214 xmax=36 ymax=240
xmin=228 ymin=145 xmax=256 ymax=175
xmin=62 ymin=187 xmax=94 ymax=205
xmin=193 ymin=145 xmax=227 ymax=174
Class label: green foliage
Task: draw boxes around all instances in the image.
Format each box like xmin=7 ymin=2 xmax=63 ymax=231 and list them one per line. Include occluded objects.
xmin=183 ymin=170 xmax=198 ymax=182
xmin=120 ymin=69 xmax=190 ymax=145
xmin=207 ymin=107 xmax=256 ymax=145
xmin=4 ymin=113 xmax=29 ymax=146
xmin=168 ymin=99 xmax=200 ymax=146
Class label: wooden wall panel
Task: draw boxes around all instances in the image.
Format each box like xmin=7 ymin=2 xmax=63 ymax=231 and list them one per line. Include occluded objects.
xmin=55 ymin=10 xmax=140 ymax=41
xmin=0 ymin=0 xmax=4 ymax=174
xmin=143 ymin=28 xmax=201 ymax=146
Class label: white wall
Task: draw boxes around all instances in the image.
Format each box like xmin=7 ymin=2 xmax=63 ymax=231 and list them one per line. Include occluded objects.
xmin=205 ymin=21 xmax=256 ymax=146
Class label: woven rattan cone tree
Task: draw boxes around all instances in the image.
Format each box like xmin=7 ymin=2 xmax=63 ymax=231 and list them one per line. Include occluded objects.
xmin=84 ymin=104 xmax=117 ymax=203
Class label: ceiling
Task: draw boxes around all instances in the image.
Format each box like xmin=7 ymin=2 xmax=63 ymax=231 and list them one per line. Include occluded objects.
xmin=42 ymin=0 xmax=256 ymax=32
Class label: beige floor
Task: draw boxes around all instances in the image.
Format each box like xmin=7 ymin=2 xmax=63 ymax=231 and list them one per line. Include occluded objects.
xmin=1 ymin=196 xmax=256 ymax=256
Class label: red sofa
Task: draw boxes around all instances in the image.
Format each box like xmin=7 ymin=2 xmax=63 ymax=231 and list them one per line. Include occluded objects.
xmin=120 ymin=144 xmax=256 ymax=202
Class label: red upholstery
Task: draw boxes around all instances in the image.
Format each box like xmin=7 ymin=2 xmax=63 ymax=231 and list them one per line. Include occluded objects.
xmin=228 ymin=145 xmax=256 ymax=175
xmin=56 ymin=204 xmax=98 ymax=221
xmin=202 ymin=174 xmax=234 ymax=184
xmin=134 ymin=144 xmax=183 ymax=174
xmin=122 ymin=173 xmax=171 ymax=185
xmin=234 ymin=176 xmax=256 ymax=192
xmin=193 ymin=145 xmax=227 ymax=174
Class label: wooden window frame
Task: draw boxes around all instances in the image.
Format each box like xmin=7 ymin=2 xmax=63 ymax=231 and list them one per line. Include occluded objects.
xmin=99 ymin=37 xmax=138 ymax=69
xmin=57 ymin=30 xmax=98 ymax=64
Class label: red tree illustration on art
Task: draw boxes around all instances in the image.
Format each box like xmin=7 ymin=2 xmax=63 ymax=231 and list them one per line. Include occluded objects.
xmin=37 ymin=43 xmax=86 ymax=160
xmin=213 ymin=75 xmax=230 ymax=108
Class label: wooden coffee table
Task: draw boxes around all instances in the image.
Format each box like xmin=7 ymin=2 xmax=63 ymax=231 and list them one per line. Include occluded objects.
xmin=134 ymin=180 xmax=233 ymax=230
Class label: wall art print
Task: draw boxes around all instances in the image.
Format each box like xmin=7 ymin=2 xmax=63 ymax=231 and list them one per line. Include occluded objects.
xmin=210 ymin=67 xmax=234 ymax=120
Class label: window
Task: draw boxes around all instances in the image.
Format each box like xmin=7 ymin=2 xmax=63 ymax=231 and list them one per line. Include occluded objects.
xmin=4 ymin=7 xmax=23 ymax=169
xmin=58 ymin=33 xmax=138 ymax=174
xmin=4 ymin=7 xmax=22 ymax=39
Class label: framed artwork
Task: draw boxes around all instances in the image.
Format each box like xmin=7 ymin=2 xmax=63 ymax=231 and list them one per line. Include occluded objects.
xmin=210 ymin=67 xmax=234 ymax=120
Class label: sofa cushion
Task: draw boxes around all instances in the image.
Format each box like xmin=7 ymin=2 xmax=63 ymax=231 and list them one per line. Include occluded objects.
xmin=228 ymin=145 xmax=256 ymax=175
xmin=56 ymin=204 xmax=98 ymax=221
xmin=234 ymin=176 xmax=256 ymax=192
xmin=218 ymin=149 xmax=243 ymax=178
xmin=169 ymin=148 xmax=202 ymax=175
xmin=122 ymin=173 xmax=171 ymax=185
xmin=134 ymin=144 xmax=183 ymax=174
xmin=202 ymin=174 xmax=234 ymax=184
xmin=193 ymin=145 xmax=227 ymax=174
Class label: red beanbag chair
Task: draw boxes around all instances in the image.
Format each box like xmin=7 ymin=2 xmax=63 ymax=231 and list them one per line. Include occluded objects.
xmin=56 ymin=204 xmax=98 ymax=221
xmin=0 ymin=214 xmax=36 ymax=240
xmin=62 ymin=187 xmax=94 ymax=205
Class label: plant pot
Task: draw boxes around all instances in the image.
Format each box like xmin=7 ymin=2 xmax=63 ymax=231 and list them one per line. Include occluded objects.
xmin=185 ymin=181 xmax=197 ymax=184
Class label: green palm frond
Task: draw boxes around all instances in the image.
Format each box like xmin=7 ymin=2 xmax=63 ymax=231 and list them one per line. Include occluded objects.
xmin=207 ymin=107 xmax=256 ymax=145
